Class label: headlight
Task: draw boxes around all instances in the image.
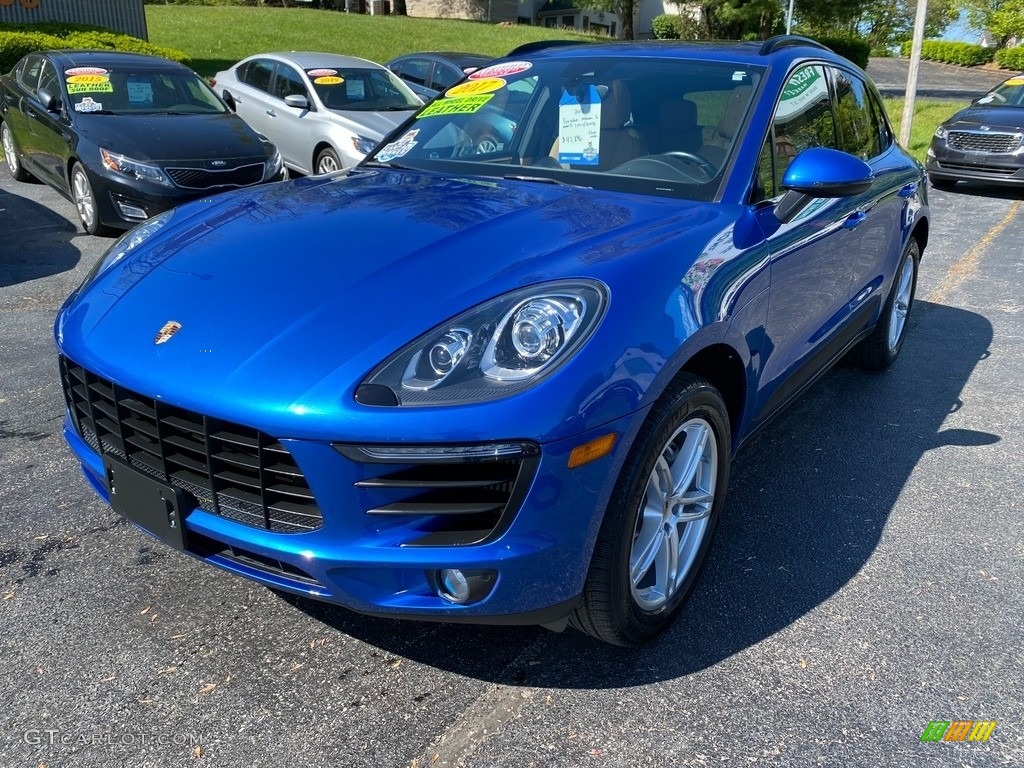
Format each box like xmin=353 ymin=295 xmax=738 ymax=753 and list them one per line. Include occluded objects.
xmin=80 ymin=209 xmax=175 ymax=288
xmin=264 ymin=145 xmax=283 ymax=180
xmin=352 ymin=135 xmax=378 ymax=156
xmin=934 ymin=125 xmax=948 ymax=140
xmin=359 ymin=280 xmax=607 ymax=406
xmin=100 ymin=148 xmax=172 ymax=187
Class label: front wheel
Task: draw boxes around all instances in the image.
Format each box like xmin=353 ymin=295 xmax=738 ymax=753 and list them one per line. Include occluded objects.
xmin=571 ymin=375 xmax=731 ymax=646
xmin=71 ymin=162 xmax=112 ymax=236
xmin=314 ymin=147 xmax=342 ymax=175
xmin=848 ymin=238 xmax=920 ymax=370
xmin=2 ymin=121 xmax=31 ymax=182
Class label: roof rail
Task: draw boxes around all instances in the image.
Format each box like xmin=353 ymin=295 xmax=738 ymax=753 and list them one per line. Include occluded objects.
xmin=759 ymin=35 xmax=830 ymax=56
xmin=505 ymin=39 xmax=593 ymax=57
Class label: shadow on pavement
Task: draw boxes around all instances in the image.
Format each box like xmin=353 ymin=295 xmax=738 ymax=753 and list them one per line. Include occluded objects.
xmin=284 ymin=300 xmax=995 ymax=688
xmin=0 ymin=185 xmax=80 ymax=288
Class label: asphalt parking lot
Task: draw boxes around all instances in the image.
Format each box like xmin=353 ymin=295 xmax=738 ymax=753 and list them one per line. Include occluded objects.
xmin=1 ymin=171 xmax=1023 ymax=767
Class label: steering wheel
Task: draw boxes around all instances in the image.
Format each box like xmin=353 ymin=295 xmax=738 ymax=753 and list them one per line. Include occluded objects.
xmin=660 ymin=151 xmax=716 ymax=180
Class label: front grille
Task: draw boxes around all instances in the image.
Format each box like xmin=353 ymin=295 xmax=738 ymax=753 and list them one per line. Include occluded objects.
xmin=336 ymin=443 xmax=540 ymax=547
xmin=165 ymin=162 xmax=265 ymax=190
xmin=948 ymin=131 xmax=1021 ymax=153
xmin=59 ymin=356 xmax=322 ymax=533
xmin=936 ymin=160 xmax=1018 ymax=176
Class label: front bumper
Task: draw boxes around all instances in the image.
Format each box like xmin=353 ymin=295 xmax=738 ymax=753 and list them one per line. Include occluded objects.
xmin=86 ymin=160 xmax=286 ymax=231
xmin=926 ymin=142 xmax=1024 ymax=186
xmin=61 ymin=386 xmax=643 ymax=626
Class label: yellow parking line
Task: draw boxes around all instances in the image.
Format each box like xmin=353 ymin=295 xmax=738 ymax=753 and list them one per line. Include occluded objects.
xmin=929 ymin=200 xmax=1021 ymax=304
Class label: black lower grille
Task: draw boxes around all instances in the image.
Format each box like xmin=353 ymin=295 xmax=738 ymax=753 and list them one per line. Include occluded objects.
xmin=948 ymin=131 xmax=1021 ymax=153
xmin=60 ymin=356 xmax=322 ymax=533
xmin=938 ymin=160 xmax=1018 ymax=175
xmin=336 ymin=443 xmax=540 ymax=547
xmin=165 ymin=162 xmax=265 ymax=190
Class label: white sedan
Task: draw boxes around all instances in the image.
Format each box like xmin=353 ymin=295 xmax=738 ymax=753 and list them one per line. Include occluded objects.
xmin=213 ymin=52 xmax=422 ymax=175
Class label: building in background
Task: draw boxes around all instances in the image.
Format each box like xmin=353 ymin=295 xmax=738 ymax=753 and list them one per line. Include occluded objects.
xmin=0 ymin=0 xmax=148 ymax=40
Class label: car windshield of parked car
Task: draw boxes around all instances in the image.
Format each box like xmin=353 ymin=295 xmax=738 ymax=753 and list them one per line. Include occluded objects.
xmin=65 ymin=67 xmax=228 ymax=115
xmin=975 ymin=76 xmax=1024 ymax=107
xmin=365 ymin=57 xmax=763 ymax=201
xmin=306 ymin=67 xmax=421 ymax=111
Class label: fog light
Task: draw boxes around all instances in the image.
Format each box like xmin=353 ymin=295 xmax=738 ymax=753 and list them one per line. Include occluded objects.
xmin=116 ymin=201 xmax=148 ymax=220
xmin=436 ymin=568 xmax=497 ymax=604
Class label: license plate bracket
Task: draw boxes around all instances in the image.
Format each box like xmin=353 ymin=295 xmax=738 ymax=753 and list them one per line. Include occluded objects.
xmin=103 ymin=456 xmax=191 ymax=551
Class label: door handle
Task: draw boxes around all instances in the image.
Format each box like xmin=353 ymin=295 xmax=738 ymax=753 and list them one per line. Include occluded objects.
xmin=898 ymin=183 xmax=917 ymax=198
xmin=266 ymin=109 xmax=276 ymax=117
xmin=843 ymin=211 xmax=867 ymax=229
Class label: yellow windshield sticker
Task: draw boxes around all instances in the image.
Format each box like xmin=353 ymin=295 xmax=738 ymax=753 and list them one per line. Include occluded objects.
xmin=445 ymin=78 xmax=505 ymax=98
xmin=417 ymin=94 xmax=493 ymax=118
xmin=314 ymin=76 xmax=344 ymax=85
xmin=68 ymin=82 xmax=114 ymax=95
xmin=66 ymin=74 xmax=110 ymax=85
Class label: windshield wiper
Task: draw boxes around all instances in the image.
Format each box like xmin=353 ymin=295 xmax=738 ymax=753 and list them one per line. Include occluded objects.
xmin=361 ymin=160 xmax=414 ymax=170
xmin=504 ymin=174 xmax=583 ymax=188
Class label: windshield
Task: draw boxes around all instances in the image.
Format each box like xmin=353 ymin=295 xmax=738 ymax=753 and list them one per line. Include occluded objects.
xmin=367 ymin=57 xmax=763 ymax=201
xmin=65 ymin=66 xmax=227 ymax=115
xmin=976 ymin=76 xmax=1024 ymax=107
xmin=305 ymin=67 xmax=421 ymax=111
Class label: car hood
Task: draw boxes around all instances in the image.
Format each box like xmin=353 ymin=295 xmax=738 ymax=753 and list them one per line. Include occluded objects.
xmin=59 ymin=168 xmax=725 ymax=433
xmin=322 ymin=108 xmax=415 ymax=140
xmin=946 ymin=106 xmax=1024 ymax=132
xmin=75 ymin=113 xmax=269 ymax=163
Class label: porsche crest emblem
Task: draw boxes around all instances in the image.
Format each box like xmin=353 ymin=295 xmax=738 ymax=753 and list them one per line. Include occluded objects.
xmin=154 ymin=321 xmax=182 ymax=345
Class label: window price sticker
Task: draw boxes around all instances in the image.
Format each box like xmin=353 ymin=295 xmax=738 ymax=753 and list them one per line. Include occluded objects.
xmin=558 ymin=85 xmax=601 ymax=166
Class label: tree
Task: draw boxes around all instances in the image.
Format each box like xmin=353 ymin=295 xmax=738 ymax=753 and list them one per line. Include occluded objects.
xmin=698 ymin=0 xmax=784 ymax=40
xmin=856 ymin=0 xmax=959 ymax=49
xmin=988 ymin=0 xmax=1024 ymax=47
xmin=580 ymin=0 xmax=639 ymax=40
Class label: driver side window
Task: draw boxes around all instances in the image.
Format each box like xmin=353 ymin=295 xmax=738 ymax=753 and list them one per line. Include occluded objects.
xmin=754 ymin=64 xmax=837 ymax=201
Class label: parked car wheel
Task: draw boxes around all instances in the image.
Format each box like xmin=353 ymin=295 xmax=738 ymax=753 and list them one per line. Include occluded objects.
xmin=928 ymin=175 xmax=956 ymax=190
xmin=315 ymin=147 xmax=342 ymax=175
xmin=571 ymin=375 xmax=730 ymax=646
xmin=71 ymin=162 xmax=112 ymax=237
xmin=2 ymin=121 xmax=31 ymax=182
xmin=474 ymin=131 xmax=502 ymax=154
xmin=848 ymin=238 xmax=920 ymax=370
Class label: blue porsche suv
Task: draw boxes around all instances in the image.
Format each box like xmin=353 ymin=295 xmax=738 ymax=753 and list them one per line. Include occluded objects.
xmin=55 ymin=36 xmax=928 ymax=646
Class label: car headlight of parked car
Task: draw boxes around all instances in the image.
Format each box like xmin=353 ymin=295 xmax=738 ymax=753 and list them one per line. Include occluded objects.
xmin=80 ymin=209 xmax=176 ymax=288
xmin=264 ymin=145 xmax=283 ymax=181
xmin=361 ymin=280 xmax=607 ymax=405
xmin=351 ymin=135 xmax=378 ymax=156
xmin=100 ymin=148 xmax=173 ymax=187
xmin=934 ymin=125 xmax=948 ymax=140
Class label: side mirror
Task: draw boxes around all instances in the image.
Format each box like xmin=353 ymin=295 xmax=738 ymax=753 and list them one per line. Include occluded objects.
xmin=775 ymin=147 xmax=873 ymax=224
xmin=284 ymin=94 xmax=309 ymax=110
xmin=38 ymin=88 xmax=60 ymax=113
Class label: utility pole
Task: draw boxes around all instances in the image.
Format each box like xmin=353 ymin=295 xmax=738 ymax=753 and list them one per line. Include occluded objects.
xmin=786 ymin=0 xmax=795 ymax=34
xmin=900 ymin=0 xmax=929 ymax=147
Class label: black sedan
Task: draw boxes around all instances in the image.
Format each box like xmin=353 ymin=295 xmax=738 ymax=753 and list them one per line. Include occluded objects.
xmin=926 ymin=73 xmax=1024 ymax=189
xmin=384 ymin=51 xmax=492 ymax=100
xmin=1 ymin=50 xmax=283 ymax=235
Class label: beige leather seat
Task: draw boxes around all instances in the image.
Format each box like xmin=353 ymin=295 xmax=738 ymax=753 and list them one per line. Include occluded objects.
xmin=699 ymin=85 xmax=751 ymax=167
xmin=594 ymin=80 xmax=647 ymax=170
xmin=655 ymin=99 xmax=702 ymax=154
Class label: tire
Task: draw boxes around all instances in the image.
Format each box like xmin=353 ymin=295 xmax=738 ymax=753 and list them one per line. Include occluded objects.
xmin=848 ymin=238 xmax=920 ymax=370
xmin=2 ymin=120 xmax=31 ymax=182
xmin=571 ymin=374 xmax=731 ymax=646
xmin=314 ymin=147 xmax=342 ymax=175
xmin=474 ymin=131 xmax=502 ymax=154
xmin=929 ymin=175 xmax=956 ymax=190
xmin=70 ymin=162 xmax=112 ymax=236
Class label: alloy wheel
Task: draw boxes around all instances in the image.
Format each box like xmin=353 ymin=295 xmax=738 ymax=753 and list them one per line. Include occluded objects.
xmin=887 ymin=255 xmax=915 ymax=352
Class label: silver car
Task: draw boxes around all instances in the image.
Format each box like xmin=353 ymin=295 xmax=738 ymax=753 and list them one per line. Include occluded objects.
xmin=213 ymin=52 xmax=422 ymax=175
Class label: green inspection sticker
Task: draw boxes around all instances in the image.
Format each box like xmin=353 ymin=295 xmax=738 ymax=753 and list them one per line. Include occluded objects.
xmin=417 ymin=94 xmax=493 ymax=118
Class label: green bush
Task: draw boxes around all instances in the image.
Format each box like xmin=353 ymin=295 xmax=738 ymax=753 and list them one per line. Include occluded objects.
xmin=0 ymin=22 xmax=190 ymax=73
xmin=900 ymin=40 xmax=995 ymax=66
xmin=815 ymin=36 xmax=871 ymax=69
xmin=651 ymin=14 xmax=681 ymax=40
xmin=995 ymin=46 xmax=1024 ymax=71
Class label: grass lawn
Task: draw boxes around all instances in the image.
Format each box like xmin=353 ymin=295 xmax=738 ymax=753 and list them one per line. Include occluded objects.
xmin=145 ymin=5 xmax=595 ymax=78
xmin=883 ymin=97 xmax=966 ymax=163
